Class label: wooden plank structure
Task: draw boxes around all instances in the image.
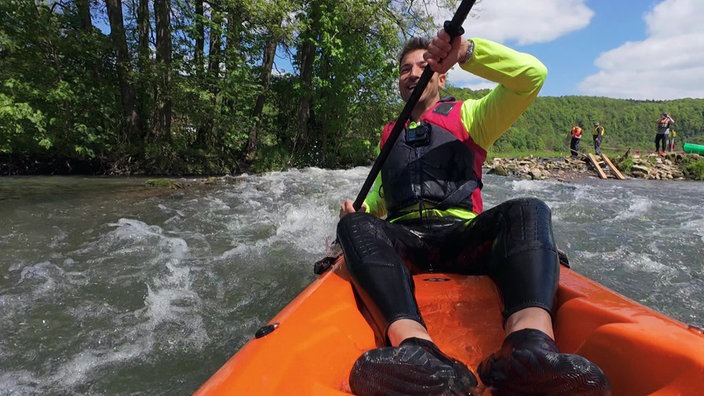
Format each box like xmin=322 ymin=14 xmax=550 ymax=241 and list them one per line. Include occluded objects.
xmin=587 ymin=153 xmax=608 ymax=179
xmin=601 ymin=154 xmax=626 ymax=180
xmin=586 ymin=153 xmax=626 ymax=180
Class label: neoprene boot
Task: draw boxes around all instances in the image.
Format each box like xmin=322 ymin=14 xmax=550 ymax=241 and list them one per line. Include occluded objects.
xmin=478 ymin=328 xmax=611 ymax=396
xmin=349 ymin=337 xmax=478 ymax=395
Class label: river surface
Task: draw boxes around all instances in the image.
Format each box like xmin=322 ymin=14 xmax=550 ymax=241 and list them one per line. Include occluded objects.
xmin=1 ymin=169 xmax=703 ymax=395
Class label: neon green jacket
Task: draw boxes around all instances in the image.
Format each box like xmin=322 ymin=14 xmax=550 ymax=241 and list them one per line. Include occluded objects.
xmin=364 ymin=38 xmax=547 ymax=222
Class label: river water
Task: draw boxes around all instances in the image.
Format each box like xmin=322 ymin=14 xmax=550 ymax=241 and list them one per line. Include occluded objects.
xmin=1 ymin=169 xmax=703 ymax=395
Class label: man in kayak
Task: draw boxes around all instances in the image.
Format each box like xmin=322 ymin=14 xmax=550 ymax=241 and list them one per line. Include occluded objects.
xmin=337 ymin=30 xmax=610 ymax=395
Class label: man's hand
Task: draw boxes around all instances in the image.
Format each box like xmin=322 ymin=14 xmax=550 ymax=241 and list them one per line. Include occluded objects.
xmin=424 ymin=29 xmax=468 ymax=74
xmin=339 ymin=199 xmax=366 ymax=219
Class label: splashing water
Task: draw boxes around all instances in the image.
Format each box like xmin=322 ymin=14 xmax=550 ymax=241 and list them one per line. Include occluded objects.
xmin=1 ymin=171 xmax=702 ymax=394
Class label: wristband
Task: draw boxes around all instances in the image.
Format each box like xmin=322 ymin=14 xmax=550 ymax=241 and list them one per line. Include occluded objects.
xmin=459 ymin=39 xmax=475 ymax=64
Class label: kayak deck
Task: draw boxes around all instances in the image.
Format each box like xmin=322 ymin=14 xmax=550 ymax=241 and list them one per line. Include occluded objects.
xmin=196 ymin=258 xmax=704 ymax=395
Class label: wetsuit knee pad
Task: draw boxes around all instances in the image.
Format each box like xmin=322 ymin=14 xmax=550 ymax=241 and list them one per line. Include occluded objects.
xmin=336 ymin=213 xmax=424 ymax=338
xmin=489 ymin=198 xmax=559 ymax=320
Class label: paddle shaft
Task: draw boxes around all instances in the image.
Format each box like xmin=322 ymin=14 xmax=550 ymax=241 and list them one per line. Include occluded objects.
xmin=352 ymin=0 xmax=477 ymax=211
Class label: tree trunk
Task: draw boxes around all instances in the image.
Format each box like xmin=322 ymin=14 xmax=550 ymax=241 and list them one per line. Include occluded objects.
xmin=295 ymin=0 xmax=321 ymax=155
xmin=207 ymin=10 xmax=222 ymax=78
xmin=137 ymin=0 xmax=150 ymax=67
xmin=154 ymin=0 xmax=172 ymax=142
xmin=76 ymin=0 xmax=92 ymax=32
xmin=135 ymin=0 xmax=150 ymax=135
xmin=194 ymin=0 xmax=205 ymax=77
xmin=296 ymin=41 xmax=315 ymax=152
xmin=245 ymin=31 xmax=279 ymax=160
xmin=105 ymin=0 xmax=141 ymax=145
xmin=194 ymin=6 xmax=222 ymax=148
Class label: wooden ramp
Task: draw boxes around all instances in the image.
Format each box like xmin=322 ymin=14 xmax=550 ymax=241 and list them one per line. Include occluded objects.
xmin=587 ymin=154 xmax=608 ymax=179
xmin=601 ymin=154 xmax=626 ymax=180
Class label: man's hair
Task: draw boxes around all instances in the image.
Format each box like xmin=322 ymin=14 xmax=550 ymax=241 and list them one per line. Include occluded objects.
xmin=398 ymin=37 xmax=430 ymax=64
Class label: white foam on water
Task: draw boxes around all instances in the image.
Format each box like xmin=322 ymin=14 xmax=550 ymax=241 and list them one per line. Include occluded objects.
xmin=510 ymin=178 xmax=550 ymax=193
xmin=47 ymin=341 xmax=146 ymax=390
xmin=143 ymin=282 xmax=209 ymax=349
xmin=0 ymin=370 xmax=41 ymax=395
xmin=215 ymin=167 xmax=347 ymax=261
xmin=613 ymin=197 xmax=652 ymax=221
xmin=622 ymin=251 xmax=677 ymax=276
xmin=681 ymin=218 xmax=704 ymax=244
xmin=106 ymin=218 xmax=211 ymax=350
xmin=274 ymin=202 xmax=337 ymax=255
xmin=6 ymin=216 xmax=213 ymax=394
xmin=17 ymin=261 xmax=61 ymax=296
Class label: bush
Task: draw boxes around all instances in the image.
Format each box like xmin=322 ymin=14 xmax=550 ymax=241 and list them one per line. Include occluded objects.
xmin=682 ymin=155 xmax=704 ymax=180
xmin=617 ymin=157 xmax=634 ymax=173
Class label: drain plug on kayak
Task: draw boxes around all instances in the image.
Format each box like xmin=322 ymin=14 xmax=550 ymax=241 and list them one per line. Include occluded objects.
xmin=255 ymin=322 xmax=279 ymax=338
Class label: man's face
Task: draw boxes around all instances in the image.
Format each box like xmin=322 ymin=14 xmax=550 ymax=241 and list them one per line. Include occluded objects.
xmin=398 ymin=49 xmax=446 ymax=103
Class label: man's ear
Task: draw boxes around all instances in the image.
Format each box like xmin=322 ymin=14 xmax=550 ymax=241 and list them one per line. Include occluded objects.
xmin=438 ymin=73 xmax=447 ymax=88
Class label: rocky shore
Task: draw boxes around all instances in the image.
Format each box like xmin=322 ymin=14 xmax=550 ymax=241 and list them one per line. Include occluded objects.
xmin=485 ymin=151 xmax=704 ymax=181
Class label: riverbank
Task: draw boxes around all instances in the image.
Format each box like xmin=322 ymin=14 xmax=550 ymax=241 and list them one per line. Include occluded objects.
xmin=3 ymin=151 xmax=704 ymax=182
xmin=485 ymin=151 xmax=704 ymax=181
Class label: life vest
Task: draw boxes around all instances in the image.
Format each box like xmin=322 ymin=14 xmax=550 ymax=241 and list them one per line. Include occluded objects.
xmin=657 ymin=117 xmax=672 ymax=134
xmin=593 ymin=126 xmax=605 ymax=136
xmin=379 ymin=99 xmax=486 ymax=219
xmin=571 ymin=126 xmax=582 ymax=138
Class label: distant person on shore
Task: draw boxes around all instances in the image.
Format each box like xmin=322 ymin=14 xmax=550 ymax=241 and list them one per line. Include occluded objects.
xmin=569 ymin=124 xmax=583 ymax=158
xmin=593 ymin=122 xmax=605 ymax=156
xmin=667 ymin=129 xmax=677 ymax=152
xmin=656 ymin=113 xmax=675 ymax=154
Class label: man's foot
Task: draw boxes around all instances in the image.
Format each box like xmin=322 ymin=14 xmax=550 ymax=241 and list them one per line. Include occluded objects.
xmin=478 ymin=329 xmax=611 ymax=396
xmin=349 ymin=337 xmax=477 ymax=395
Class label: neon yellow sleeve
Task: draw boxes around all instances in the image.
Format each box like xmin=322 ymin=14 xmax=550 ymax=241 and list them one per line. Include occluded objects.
xmin=362 ymin=172 xmax=386 ymax=217
xmin=458 ymin=38 xmax=547 ymax=149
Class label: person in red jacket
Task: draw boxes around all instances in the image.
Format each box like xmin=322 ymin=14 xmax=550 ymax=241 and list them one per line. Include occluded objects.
xmin=336 ymin=29 xmax=610 ymax=396
xmin=570 ymin=124 xmax=583 ymax=158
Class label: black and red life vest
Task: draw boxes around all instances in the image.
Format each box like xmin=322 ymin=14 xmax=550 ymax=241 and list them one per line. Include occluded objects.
xmin=379 ymin=99 xmax=486 ymax=219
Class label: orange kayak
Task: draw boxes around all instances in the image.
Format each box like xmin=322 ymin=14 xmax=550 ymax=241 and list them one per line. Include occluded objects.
xmin=195 ymin=257 xmax=704 ymax=395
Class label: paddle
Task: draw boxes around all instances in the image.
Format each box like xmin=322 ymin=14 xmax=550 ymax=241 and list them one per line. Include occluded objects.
xmin=314 ymin=0 xmax=478 ymax=274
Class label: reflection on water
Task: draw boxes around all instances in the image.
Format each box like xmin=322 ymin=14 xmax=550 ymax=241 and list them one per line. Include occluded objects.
xmin=1 ymin=172 xmax=703 ymax=394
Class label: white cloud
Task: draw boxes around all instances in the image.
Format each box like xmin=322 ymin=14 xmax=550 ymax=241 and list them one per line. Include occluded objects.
xmin=579 ymin=0 xmax=704 ymax=99
xmin=443 ymin=0 xmax=593 ymax=92
xmin=462 ymin=0 xmax=593 ymax=45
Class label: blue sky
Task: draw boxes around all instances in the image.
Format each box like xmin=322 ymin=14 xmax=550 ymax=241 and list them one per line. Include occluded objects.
xmin=437 ymin=0 xmax=703 ymax=100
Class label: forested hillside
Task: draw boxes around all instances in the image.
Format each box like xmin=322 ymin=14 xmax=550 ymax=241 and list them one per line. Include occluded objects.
xmin=1 ymin=1 xmax=703 ymax=175
xmin=444 ymin=86 xmax=704 ymax=156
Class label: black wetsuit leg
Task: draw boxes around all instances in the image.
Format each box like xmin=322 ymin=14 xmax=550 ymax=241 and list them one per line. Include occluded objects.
xmin=436 ymin=197 xmax=560 ymax=321
xmin=655 ymin=134 xmax=666 ymax=152
xmin=336 ymin=212 xmax=428 ymax=340
xmin=337 ymin=197 xmax=559 ymax=340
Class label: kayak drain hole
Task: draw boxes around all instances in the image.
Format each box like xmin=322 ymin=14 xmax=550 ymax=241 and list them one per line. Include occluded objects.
xmin=424 ymin=277 xmax=451 ymax=282
xmin=255 ymin=323 xmax=279 ymax=338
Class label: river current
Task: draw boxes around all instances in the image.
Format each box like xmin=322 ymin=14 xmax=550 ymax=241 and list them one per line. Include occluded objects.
xmin=1 ymin=169 xmax=703 ymax=395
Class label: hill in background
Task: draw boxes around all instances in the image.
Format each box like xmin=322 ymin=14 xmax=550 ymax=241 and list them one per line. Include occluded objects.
xmin=443 ymin=86 xmax=704 ymax=156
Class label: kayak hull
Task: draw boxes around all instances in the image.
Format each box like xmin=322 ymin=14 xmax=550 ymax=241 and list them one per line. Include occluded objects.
xmin=196 ymin=258 xmax=704 ymax=395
